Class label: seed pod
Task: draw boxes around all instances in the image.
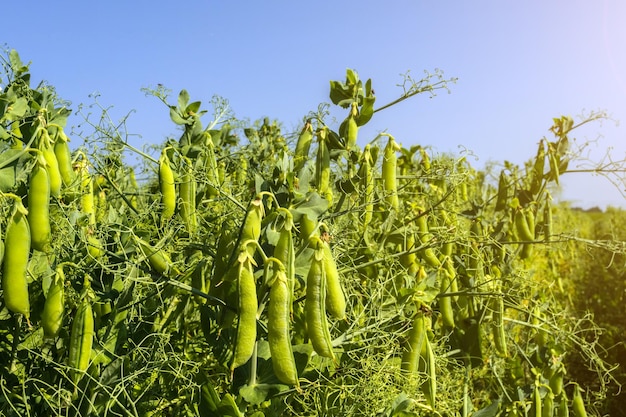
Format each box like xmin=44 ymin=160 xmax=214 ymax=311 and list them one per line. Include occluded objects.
xmin=315 ymin=127 xmax=331 ymax=202
xmin=543 ymin=390 xmax=555 ymax=417
xmin=530 ymin=140 xmax=546 ymax=195
xmin=514 ymin=208 xmax=534 ymax=241
xmin=419 ymin=147 xmax=431 ymax=174
xmin=305 ymin=238 xmax=335 ymax=359
xmin=2 ymin=201 xmax=31 ymax=318
xmin=400 ymin=233 xmax=419 ymax=277
xmin=533 ymin=383 xmax=542 ymax=417
xmin=549 ymin=366 xmax=564 ymax=397
xmin=571 ymin=384 xmax=587 ymax=417
xmin=42 ymin=265 xmax=66 ymax=338
xmin=41 ymin=131 xmax=62 ymax=198
xmin=557 ymin=392 xmax=569 ymax=417
xmin=495 ymin=170 xmax=509 ymax=212
xmin=69 ymin=290 xmax=94 ymax=384
xmin=421 ymin=336 xmax=437 ymax=408
xmin=268 ymin=269 xmax=299 ymax=386
xmin=231 ymin=252 xmax=258 ymax=372
xmin=345 ymin=102 xmax=358 ymax=151
xmin=179 ymin=156 xmax=197 ymax=234
xmin=358 ymin=145 xmax=374 ymax=230
xmin=135 ymin=236 xmax=175 ymax=277
xmin=321 ymin=236 xmax=346 ymax=320
xmin=299 ymin=213 xmax=318 ymax=243
xmin=87 ymin=235 xmax=105 ymax=259
xmin=53 ymin=128 xmax=75 ymax=187
xmin=294 ymin=120 xmax=313 ymax=173
xmin=543 ymin=197 xmax=553 ymax=242
xmin=28 ymin=156 xmax=52 ymax=252
xmin=78 ymin=160 xmax=95 ymax=225
xmin=159 ymin=149 xmax=176 ymax=222
xmin=401 ymin=310 xmax=427 ymax=373
xmin=420 ymin=247 xmax=441 ymax=269
xmin=0 ymin=222 xmax=4 ymax=267
xmin=239 ymin=196 xmax=264 ymax=257
xmin=382 ymin=135 xmax=400 ymax=210
xmin=438 ymin=268 xmax=455 ymax=328
xmin=273 ymin=217 xmax=295 ymax=312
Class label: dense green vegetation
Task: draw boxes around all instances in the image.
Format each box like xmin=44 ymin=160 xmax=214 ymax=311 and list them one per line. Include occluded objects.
xmin=0 ymin=49 xmax=624 ymax=416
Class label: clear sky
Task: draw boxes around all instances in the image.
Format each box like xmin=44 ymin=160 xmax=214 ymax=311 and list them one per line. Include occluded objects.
xmin=3 ymin=1 xmax=626 ymax=208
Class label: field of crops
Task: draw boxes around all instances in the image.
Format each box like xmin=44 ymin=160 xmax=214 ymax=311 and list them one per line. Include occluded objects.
xmin=1 ymin=50 xmax=624 ymax=416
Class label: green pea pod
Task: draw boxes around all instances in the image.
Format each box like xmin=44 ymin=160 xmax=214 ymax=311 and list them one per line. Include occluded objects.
xmin=514 ymin=208 xmax=534 ymax=241
xmin=543 ymin=390 xmax=555 ymax=417
xmin=422 ymin=336 xmax=437 ymax=408
xmin=420 ymin=247 xmax=441 ymax=269
xmin=530 ymin=140 xmax=546 ymax=195
xmin=321 ymin=237 xmax=346 ymax=320
xmin=239 ymin=196 xmax=264 ymax=257
xmin=438 ymin=268 xmax=455 ymax=328
xmin=53 ymin=128 xmax=76 ymax=187
xmin=543 ymin=196 xmax=553 ymax=242
xmin=382 ymin=135 xmax=400 ymax=210
xmin=315 ymin=127 xmax=332 ymax=203
xmin=0 ymin=222 xmax=4 ymax=267
xmin=2 ymin=201 xmax=31 ymax=318
xmin=305 ymin=238 xmax=335 ymax=359
xmin=179 ymin=156 xmax=197 ymax=234
xmin=41 ymin=130 xmax=62 ymax=198
xmin=399 ymin=233 xmax=419 ymax=277
xmin=159 ymin=149 xmax=176 ymax=222
xmin=28 ymin=156 xmax=52 ymax=252
xmin=231 ymin=252 xmax=258 ymax=372
xmin=299 ymin=213 xmax=318 ymax=244
xmin=42 ymin=265 xmax=66 ymax=338
xmin=268 ymin=269 xmax=299 ymax=386
xmin=69 ymin=288 xmax=94 ymax=383
xmin=533 ymin=383 xmax=542 ymax=417
xmin=557 ymin=393 xmax=569 ymax=417
xmin=294 ymin=120 xmax=313 ymax=173
xmin=345 ymin=102 xmax=358 ymax=151
xmin=549 ymin=366 xmax=564 ymax=397
xmin=135 ymin=236 xmax=176 ymax=277
xmin=358 ymin=144 xmax=374 ymax=231
xmin=571 ymin=384 xmax=587 ymax=417
xmin=78 ymin=161 xmax=96 ymax=225
xmin=273 ymin=218 xmax=295 ymax=313
xmin=401 ymin=310 xmax=426 ymax=373
xmin=495 ymin=170 xmax=509 ymax=212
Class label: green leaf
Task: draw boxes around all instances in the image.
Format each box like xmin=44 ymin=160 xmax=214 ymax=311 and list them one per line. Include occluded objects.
xmin=186 ymin=100 xmax=202 ymax=115
xmin=198 ymin=380 xmax=221 ymax=417
xmin=169 ymin=106 xmax=188 ymax=125
xmin=290 ymin=192 xmax=329 ymax=223
xmin=472 ymin=400 xmax=501 ymax=417
xmin=178 ymin=89 xmax=190 ymax=111
xmin=239 ymin=383 xmax=271 ymax=406
xmin=329 ymin=80 xmax=354 ymax=108
xmin=346 ymin=68 xmax=358 ymax=86
xmin=9 ymin=49 xmax=29 ymax=76
xmin=356 ymin=95 xmax=375 ymax=126
xmin=0 ymin=126 xmax=10 ymax=140
xmin=6 ymin=97 xmax=29 ymax=119
xmin=217 ymin=393 xmax=244 ymax=417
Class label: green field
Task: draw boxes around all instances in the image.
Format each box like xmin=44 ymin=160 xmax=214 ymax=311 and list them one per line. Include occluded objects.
xmin=1 ymin=50 xmax=624 ymax=416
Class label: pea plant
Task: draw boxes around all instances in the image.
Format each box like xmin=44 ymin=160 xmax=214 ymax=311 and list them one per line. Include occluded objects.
xmin=0 ymin=49 xmax=621 ymax=416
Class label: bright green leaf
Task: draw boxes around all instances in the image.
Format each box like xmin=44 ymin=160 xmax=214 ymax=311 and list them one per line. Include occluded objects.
xmin=178 ymin=89 xmax=190 ymax=111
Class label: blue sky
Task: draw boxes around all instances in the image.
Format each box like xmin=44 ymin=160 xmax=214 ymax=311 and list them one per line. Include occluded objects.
xmin=3 ymin=1 xmax=626 ymax=208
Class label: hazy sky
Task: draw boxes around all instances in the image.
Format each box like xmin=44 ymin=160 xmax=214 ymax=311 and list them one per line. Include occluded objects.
xmin=3 ymin=1 xmax=626 ymax=208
